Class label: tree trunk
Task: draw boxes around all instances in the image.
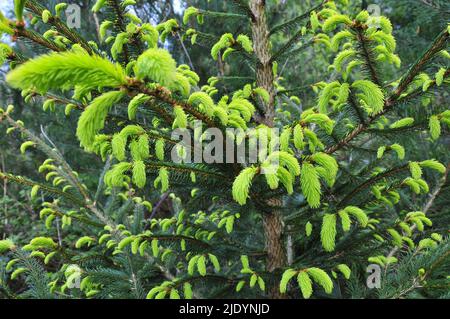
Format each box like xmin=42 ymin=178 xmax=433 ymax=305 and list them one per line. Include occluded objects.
xmin=249 ymin=0 xmax=276 ymax=126
xmin=263 ymin=200 xmax=286 ymax=271
xmin=263 ymin=199 xmax=286 ymax=299
xmin=249 ymin=0 xmax=287 ymax=299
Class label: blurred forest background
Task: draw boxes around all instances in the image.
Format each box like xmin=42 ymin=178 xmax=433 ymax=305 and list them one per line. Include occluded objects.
xmin=0 ymin=0 xmax=449 ymax=259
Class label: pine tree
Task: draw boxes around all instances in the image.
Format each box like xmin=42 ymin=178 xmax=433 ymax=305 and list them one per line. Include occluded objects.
xmin=0 ymin=0 xmax=449 ymax=299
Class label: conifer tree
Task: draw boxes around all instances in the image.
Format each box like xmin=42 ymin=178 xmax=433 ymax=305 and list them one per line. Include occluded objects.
xmin=0 ymin=0 xmax=449 ymax=299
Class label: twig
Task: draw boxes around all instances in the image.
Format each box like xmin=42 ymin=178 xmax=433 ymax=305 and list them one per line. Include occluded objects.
xmin=1 ymin=154 xmax=8 ymax=225
xmin=149 ymin=192 xmax=169 ymax=220
xmin=176 ymin=32 xmax=195 ymax=71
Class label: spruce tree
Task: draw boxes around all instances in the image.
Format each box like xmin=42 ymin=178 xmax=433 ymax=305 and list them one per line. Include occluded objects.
xmin=0 ymin=0 xmax=449 ymax=299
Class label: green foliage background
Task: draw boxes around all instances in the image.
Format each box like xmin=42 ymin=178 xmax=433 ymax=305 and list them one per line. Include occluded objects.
xmin=0 ymin=0 xmax=449 ymax=299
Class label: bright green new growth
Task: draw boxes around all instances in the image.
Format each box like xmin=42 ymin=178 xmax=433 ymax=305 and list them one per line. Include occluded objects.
xmin=276 ymin=167 xmax=294 ymax=194
xmin=155 ymin=139 xmax=165 ymax=161
xmin=99 ymin=21 xmax=113 ymax=41
xmin=372 ymin=16 xmax=393 ymax=34
xmin=157 ymin=19 xmax=179 ymax=43
xmin=280 ymin=269 xmax=297 ymax=293
xmin=419 ymin=159 xmax=446 ymax=173
xmin=75 ymin=236 xmax=95 ymax=248
xmin=132 ymin=160 xmax=147 ymax=188
xmin=228 ymin=98 xmax=256 ymax=122
xmin=355 ymin=10 xmax=369 ymax=23
xmin=20 ymin=141 xmax=35 ymax=154
xmin=253 ymin=87 xmax=270 ymax=104
xmin=280 ymin=267 xmax=334 ymax=297
xmin=310 ymin=153 xmax=338 ymax=186
xmin=30 ymin=237 xmax=57 ymax=249
xmin=370 ymin=30 xmax=396 ymax=53
xmin=345 ymin=206 xmax=368 ymax=227
xmin=128 ymin=94 xmax=151 ymax=120
xmin=321 ymin=214 xmax=337 ymax=252
xmin=336 ymin=82 xmax=350 ymax=108
xmin=391 ymin=143 xmax=405 ymax=160
xmin=303 ymin=113 xmax=335 ymax=134
xmin=0 ymin=14 xmax=13 ymax=35
xmin=236 ymin=34 xmax=253 ymax=53
xmin=0 ymin=239 xmax=15 ymax=253
xmin=387 ymin=228 xmax=403 ymax=247
xmin=306 ymin=267 xmax=333 ymax=294
xmin=297 ymin=271 xmax=313 ymax=299
xmin=342 ymin=60 xmax=362 ymax=80
xmin=300 ymin=163 xmax=321 ymax=208
xmin=264 ymin=171 xmax=279 ymax=190
xmin=6 ymin=51 xmax=127 ymax=93
xmin=351 ymin=80 xmax=384 ymax=115
xmin=389 ymin=117 xmax=414 ymax=129
xmin=211 ymin=33 xmax=234 ymax=60
xmin=154 ymin=167 xmax=169 ymax=192
xmin=135 ymin=48 xmax=177 ymax=87
xmin=0 ymin=43 xmax=12 ymax=65
xmin=118 ymin=236 xmax=135 ymax=251
xmin=265 ymin=151 xmax=301 ymax=177
xmin=232 ymin=166 xmax=258 ymax=205
xmin=310 ymin=11 xmax=320 ymax=32
xmin=322 ymin=14 xmax=352 ymax=32
xmin=30 ymin=185 xmax=40 ymax=199
xmin=409 ymin=161 xmax=422 ymax=179
xmin=318 ymin=81 xmax=341 ymax=113
xmin=188 ymin=92 xmax=215 ymax=111
xmin=334 ymin=49 xmax=356 ymax=72
xmin=41 ymin=10 xmax=51 ymax=23
xmin=183 ymin=7 xmax=199 ymax=24
xmin=435 ymin=68 xmax=445 ymax=86
xmin=11 ymin=267 xmax=27 ymax=280
xmin=429 ymin=115 xmax=441 ymax=140
xmin=172 ymin=106 xmax=188 ymax=129
xmin=134 ymin=134 xmax=151 ymax=160
xmin=293 ymin=124 xmax=305 ymax=150
xmin=140 ymin=23 xmax=159 ymax=48
xmin=279 ymin=128 xmax=291 ymax=151
xmin=336 ymin=264 xmax=351 ymax=279
xmin=104 ymin=162 xmax=132 ymax=187
xmin=338 ymin=210 xmax=351 ymax=231
xmin=331 ymin=30 xmax=353 ymax=52
xmin=222 ymin=47 xmax=235 ymax=61
xmin=92 ymin=0 xmax=106 ymax=12
xmin=76 ymin=90 xmax=126 ymax=149
xmin=305 ymin=222 xmax=313 ymax=237
xmin=208 ymin=253 xmax=221 ymax=272
xmin=172 ymin=73 xmax=192 ymax=97
xmin=112 ymin=134 xmax=127 ymax=161
xmin=377 ymin=146 xmax=386 ymax=159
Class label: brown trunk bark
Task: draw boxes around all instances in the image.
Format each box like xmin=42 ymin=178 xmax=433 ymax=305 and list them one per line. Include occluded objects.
xmin=249 ymin=0 xmax=276 ymax=126
xmin=263 ymin=199 xmax=286 ymax=299
xmin=263 ymin=201 xmax=286 ymax=271
xmin=249 ymin=0 xmax=287 ymax=299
